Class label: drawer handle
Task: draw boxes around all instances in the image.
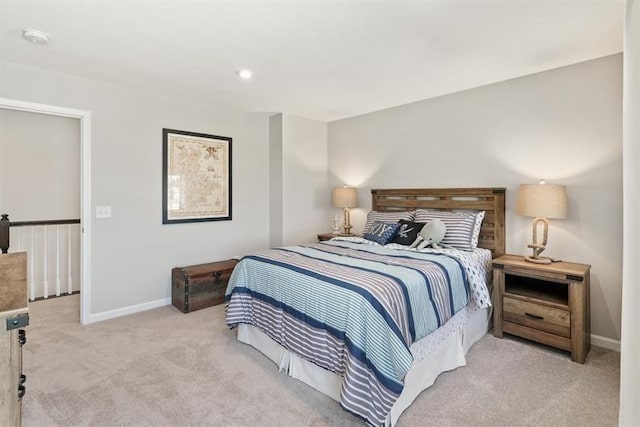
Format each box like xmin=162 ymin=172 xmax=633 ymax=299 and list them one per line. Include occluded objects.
xmin=524 ymin=312 xmax=544 ymax=321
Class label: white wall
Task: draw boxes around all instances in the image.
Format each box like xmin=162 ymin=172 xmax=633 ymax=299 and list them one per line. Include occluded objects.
xmin=620 ymin=0 xmax=640 ymax=423
xmin=281 ymin=114 xmax=329 ymax=245
xmin=328 ymin=55 xmax=623 ymax=343
xmin=0 ymin=109 xmax=80 ymax=220
xmin=0 ymin=61 xmax=270 ymax=317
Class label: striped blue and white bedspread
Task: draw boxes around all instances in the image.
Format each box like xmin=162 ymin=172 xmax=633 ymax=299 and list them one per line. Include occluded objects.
xmin=225 ymin=240 xmax=471 ymax=426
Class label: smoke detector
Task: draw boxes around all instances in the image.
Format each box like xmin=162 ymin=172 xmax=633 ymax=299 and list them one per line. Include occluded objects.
xmin=22 ymin=29 xmax=49 ymax=44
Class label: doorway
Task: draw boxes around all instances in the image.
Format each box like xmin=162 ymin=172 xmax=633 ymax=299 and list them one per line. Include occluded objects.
xmin=0 ymin=98 xmax=91 ymax=324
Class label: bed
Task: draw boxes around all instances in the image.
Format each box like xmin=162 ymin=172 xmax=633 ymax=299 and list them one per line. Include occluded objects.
xmin=225 ymin=188 xmax=505 ymax=426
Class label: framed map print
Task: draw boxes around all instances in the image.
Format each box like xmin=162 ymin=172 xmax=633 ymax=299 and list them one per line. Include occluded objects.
xmin=162 ymin=128 xmax=232 ymax=224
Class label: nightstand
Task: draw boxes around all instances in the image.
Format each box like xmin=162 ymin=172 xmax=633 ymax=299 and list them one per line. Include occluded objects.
xmin=317 ymin=233 xmax=355 ymax=242
xmin=492 ymin=254 xmax=591 ymax=363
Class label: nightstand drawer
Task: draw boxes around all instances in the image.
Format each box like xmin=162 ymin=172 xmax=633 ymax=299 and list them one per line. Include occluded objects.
xmin=503 ymin=297 xmax=570 ymax=338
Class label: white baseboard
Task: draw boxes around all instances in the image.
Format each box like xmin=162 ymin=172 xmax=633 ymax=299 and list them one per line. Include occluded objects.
xmin=85 ymin=297 xmax=171 ymax=324
xmin=591 ymin=333 xmax=621 ymax=352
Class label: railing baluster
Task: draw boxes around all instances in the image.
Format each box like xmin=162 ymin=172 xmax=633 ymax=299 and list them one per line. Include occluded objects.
xmin=55 ymin=225 xmax=61 ymax=297
xmin=30 ymin=227 xmax=35 ymax=301
xmin=43 ymin=226 xmax=48 ymax=299
xmin=6 ymin=218 xmax=80 ymax=300
xmin=67 ymin=224 xmax=72 ymax=294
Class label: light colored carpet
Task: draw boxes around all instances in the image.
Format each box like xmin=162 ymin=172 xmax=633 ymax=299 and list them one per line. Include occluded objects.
xmin=21 ymin=295 xmax=619 ymax=426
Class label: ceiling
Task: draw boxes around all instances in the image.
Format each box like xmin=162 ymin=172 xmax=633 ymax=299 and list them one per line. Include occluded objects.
xmin=0 ymin=1 xmax=625 ymax=122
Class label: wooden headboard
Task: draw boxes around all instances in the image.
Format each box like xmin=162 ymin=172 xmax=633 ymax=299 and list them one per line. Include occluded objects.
xmin=371 ymin=187 xmax=506 ymax=258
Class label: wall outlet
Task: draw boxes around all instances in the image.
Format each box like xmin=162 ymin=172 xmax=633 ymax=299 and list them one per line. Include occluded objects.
xmin=96 ymin=206 xmax=112 ymax=219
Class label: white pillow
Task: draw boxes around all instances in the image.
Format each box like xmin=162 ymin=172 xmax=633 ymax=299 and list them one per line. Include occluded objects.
xmin=471 ymin=211 xmax=486 ymax=248
xmin=414 ymin=209 xmax=485 ymax=251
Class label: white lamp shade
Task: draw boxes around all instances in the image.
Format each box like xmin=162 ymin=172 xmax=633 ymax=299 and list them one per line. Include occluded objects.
xmin=332 ymin=187 xmax=358 ymax=208
xmin=516 ymin=183 xmax=567 ymax=219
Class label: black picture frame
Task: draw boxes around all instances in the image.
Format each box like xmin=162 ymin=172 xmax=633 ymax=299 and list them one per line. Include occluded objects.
xmin=162 ymin=128 xmax=232 ymax=224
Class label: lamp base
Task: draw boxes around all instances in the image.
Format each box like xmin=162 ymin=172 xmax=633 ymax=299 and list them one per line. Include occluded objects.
xmin=525 ymin=255 xmax=552 ymax=264
xmin=526 ymin=240 xmax=561 ymax=264
xmin=342 ymin=207 xmax=353 ymax=235
xmin=524 ymin=255 xmax=562 ymax=264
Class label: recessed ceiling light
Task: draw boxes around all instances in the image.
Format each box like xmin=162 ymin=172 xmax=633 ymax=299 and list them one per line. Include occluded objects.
xmin=236 ymin=69 xmax=253 ymax=80
xmin=22 ymin=28 xmax=49 ymax=44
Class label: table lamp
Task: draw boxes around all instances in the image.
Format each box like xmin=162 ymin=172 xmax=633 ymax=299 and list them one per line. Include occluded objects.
xmin=516 ymin=180 xmax=567 ymax=264
xmin=332 ymin=186 xmax=358 ymax=235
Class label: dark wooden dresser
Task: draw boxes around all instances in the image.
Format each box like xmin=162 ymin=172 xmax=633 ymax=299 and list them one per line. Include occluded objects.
xmin=172 ymin=259 xmax=238 ymax=313
xmin=1 ymin=252 xmax=29 ymax=426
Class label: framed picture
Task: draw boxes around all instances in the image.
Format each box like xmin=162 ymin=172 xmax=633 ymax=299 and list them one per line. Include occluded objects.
xmin=162 ymin=128 xmax=232 ymax=224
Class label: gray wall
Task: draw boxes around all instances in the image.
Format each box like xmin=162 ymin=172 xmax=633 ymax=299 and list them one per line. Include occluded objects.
xmin=0 ymin=60 xmax=271 ymax=316
xmin=281 ymin=114 xmax=329 ymax=245
xmin=328 ymin=54 xmax=623 ymax=342
xmin=267 ymin=113 xmax=329 ymax=247
xmin=0 ymin=109 xmax=80 ymax=220
xmin=269 ymin=113 xmax=283 ymax=248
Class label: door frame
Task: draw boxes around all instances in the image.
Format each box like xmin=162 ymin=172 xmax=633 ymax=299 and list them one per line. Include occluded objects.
xmin=0 ymin=97 xmax=92 ymax=325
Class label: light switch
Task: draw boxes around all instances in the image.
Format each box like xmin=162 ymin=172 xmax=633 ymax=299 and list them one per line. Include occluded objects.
xmin=96 ymin=206 xmax=112 ymax=219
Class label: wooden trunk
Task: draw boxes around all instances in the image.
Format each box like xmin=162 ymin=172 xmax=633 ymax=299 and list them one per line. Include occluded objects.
xmin=171 ymin=259 xmax=238 ymax=313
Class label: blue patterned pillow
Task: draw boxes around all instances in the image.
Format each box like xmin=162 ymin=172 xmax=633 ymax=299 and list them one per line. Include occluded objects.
xmin=363 ymin=210 xmax=415 ymax=234
xmin=363 ymin=221 xmax=401 ymax=245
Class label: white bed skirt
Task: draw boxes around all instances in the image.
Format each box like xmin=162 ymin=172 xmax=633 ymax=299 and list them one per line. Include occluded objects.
xmin=237 ymin=303 xmax=491 ymax=426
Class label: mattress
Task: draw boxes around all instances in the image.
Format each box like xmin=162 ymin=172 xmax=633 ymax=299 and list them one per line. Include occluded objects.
xmin=236 ymin=300 xmax=491 ymax=426
xmin=226 ymin=238 xmax=493 ymax=425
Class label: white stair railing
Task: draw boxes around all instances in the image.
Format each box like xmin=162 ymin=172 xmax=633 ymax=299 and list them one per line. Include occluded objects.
xmin=4 ymin=219 xmax=80 ymax=300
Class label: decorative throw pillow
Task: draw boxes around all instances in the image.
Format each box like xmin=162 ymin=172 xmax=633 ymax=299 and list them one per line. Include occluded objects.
xmin=363 ymin=221 xmax=401 ymax=245
xmin=363 ymin=210 xmax=415 ymax=234
xmin=471 ymin=211 xmax=486 ymax=248
xmin=390 ymin=220 xmax=426 ymax=246
xmin=414 ymin=209 xmax=484 ymax=251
